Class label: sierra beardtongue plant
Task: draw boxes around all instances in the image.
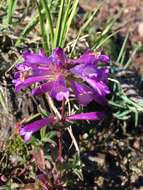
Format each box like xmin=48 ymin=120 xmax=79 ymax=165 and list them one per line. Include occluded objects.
xmin=13 ymin=47 xmax=110 ymax=155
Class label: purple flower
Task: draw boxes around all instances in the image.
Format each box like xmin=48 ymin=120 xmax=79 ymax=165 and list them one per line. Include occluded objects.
xmin=20 ymin=116 xmax=55 ymax=141
xmin=13 ymin=48 xmax=70 ymax=101
xmin=14 ymin=48 xmax=110 ymax=141
xmin=66 ymin=112 xmax=104 ymax=121
xmin=23 ymin=49 xmax=50 ymax=65
xmin=13 ymin=48 xmax=110 ymax=105
xmin=71 ymin=64 xmax=110 ymax=104
xmin=71 ymin=81 xmax=94 ymax=106
xmin=72 ymin=50 xmax=110 ymax=65
xmin=20 ymin=112 xmax=104 ymax=141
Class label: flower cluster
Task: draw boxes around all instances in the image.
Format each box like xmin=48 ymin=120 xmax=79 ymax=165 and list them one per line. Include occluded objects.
xmin=13 ymin=48 xmax=110 ymax=141
xmin=13 ymin=48 xmax=110 ymax=104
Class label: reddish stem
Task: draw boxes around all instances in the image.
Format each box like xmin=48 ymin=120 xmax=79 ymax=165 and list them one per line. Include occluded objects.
xmin=61 ymin=98 xmax=65 ymax=120
xmin=57 ymin=99 xmax=65 ymax=163
xmin=57 ymin=130 xmax=63 ymax=163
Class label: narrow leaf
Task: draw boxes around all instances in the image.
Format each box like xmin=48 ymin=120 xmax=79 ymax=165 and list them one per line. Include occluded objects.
xmin=116 ymin=32 xmax=129 ymax=64
xmin=36 ymin=1 xmax=49 ymax=54
xmin=62 ymin=0 xmax=79 ymax=47
xmin=54 ymin=0 xmax=65 ymax=48
xmin=3 ymin=0 xmax=17 ymax=26
xmin=41 ymin=0 xmax=54 ymax=45
xmin=59 ymin=0 xmax=71 ymax=47
xmin=71 ymin=4 xmax=101 ymax=55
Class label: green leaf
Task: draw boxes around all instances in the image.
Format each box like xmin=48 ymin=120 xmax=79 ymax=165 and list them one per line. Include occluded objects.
xmin=123 ymin=43 xmax=141 ymax=69
xmin=115 ymin=32 xmax=129 ymax=64
xmin=59 ymin=0 xmax=71 ymax=47
xmin=93 ymin=10 xmax=122 ymax=50
xmin=36 ymin=0 xmax=49 ymax=54
xmin=16 ymin=12 xmax=39 ymax=46
xmin=61 ymin=0 xmax=79 ymax=47
xmin=70 ymin=4 xmax=101 ymax=55
xmin=41 ymin=0 xmax=54 ymax=46
xmin=53 ymin=0 xmax=65 ymax=48
xmin=93 ymin=30 xmax=119 ymax=50
xmin=3 ymin=0 xmax=17 ymax=26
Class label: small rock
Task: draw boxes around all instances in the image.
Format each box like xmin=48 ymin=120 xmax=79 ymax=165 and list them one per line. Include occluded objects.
xmin=89 ymin=153 xmax=105 ymax=167
xmin=133 ymin=139 xmax=140 ymax=150
xmin=138 ymin=22 xmax=143 ymax=37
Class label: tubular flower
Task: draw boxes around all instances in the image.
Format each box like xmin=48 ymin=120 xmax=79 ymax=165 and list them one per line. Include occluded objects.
xmin=20 ymin=116 xmax=56 ymax=141
xmin=13 ymin=48 xmax=110 ymax=105
xmin=20 ymin=112 xmax=104 ymax=141
xmin=66 ymin=112 xmax=104 ymax=121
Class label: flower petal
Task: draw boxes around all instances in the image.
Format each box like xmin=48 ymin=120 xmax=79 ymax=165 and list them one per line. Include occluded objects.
xmin=72 ymin=50 xmax=110 ymax=65
xmin=15 ymin=76 xmax=47 ymax=92
xmin=24 ymin=131 xmax=33 ymax=141
xmin=20 ymin=116 xmax=55 ymax=141
xmin=50 ymin=47 xmax=66 ymax=66
xmin=81 ymin=65 xmax=98 ymax=78
xmin=70 ymin=64 xmax=86 ymax=77
xmin=16 ymin=63 xmax=31 ymax=71
xmin=73 ymin=51 xmax=99 ymax=65
xmin=71 ymin=64 xmax=98 ymax=78
xmin=97 ymin=68 xmax=109 ymax=82
xmin=38 ymin=48 xmax=46 ymax=56
xmin=32 ymin=81 xmax=54 ymax=96
xmin=50 ymin=76 xmax=69 ymax=101
xmin=99 ymin=54 xmax=110 ymax=64
xmin=66 ymin=112 xmax=104 ymax=121
xmin=32 ymin=67 xmax=50 ymax=76
xmin=85 ymin=78 xmax=110 ymax=96
xmin=23 ymin=51 xmax=50 ymax=65
xmin=93 ymin=93 xmax=107 ymax=105
xmin=71 ymin=81 xmax=94 ymax=106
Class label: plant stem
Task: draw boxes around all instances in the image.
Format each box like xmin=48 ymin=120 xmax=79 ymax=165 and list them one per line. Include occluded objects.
xmin=61 ymin=98 xmax=65 ymax=120
xmin=57 ymin=99 xmax=65 ymax=163
xmin=57 ymin=130 xmax=63 ymax=163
